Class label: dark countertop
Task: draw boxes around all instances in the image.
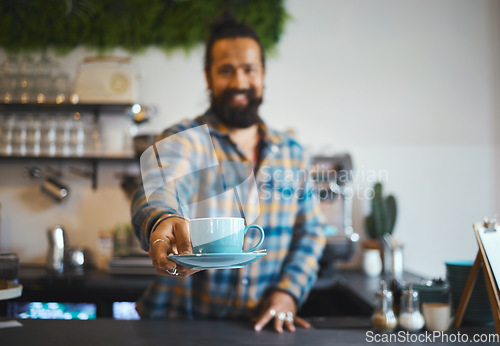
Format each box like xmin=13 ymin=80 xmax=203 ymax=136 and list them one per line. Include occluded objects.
xmin=314 ymin=269 xmax=423 ymax=306
xmin=2 ymin=267 xmax=498 ymax=344
xmin=1 ymin=265 xmax=156 ymax=317
xmin=14 ymin=264 xmax=422 ymax=304
xmin=1 ymin=318 xmax=498 ymax=345
xmin=14 ymin=265 xmax=155 ymax=290
xmin=5 ymin=265 xmax=423 ymax=318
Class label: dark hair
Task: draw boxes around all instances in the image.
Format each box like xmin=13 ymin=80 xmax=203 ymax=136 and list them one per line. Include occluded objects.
xmin=204 ymin=9 xmax=265 ymax=76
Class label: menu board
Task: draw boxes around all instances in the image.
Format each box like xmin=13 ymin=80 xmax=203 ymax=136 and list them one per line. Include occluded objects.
xmin=478 ymin=223 xmax=500 ymax=291
xmin=454 ymin=221 xmax=500 ymax=334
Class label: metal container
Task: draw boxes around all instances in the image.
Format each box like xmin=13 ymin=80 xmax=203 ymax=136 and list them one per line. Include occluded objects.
xmin=46 ymin=225 xmax=66 ymax=274
xmin=66 ymin=247 xmax=91 ymax=274
xmin=41 ymin=177 xmax=69 ymax=202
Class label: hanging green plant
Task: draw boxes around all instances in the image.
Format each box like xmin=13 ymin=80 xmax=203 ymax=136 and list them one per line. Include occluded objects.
xmin=0 ymin=0 xmax=289 ymax=55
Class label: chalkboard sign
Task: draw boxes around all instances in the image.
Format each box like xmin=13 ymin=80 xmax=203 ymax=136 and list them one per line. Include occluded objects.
xmin=452 ymin=220 xmax=500 ymax=335
xmin=478 ymin=222 xmax=500 ymax=291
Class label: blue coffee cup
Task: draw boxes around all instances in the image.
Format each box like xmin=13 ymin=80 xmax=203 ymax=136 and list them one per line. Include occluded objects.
xmin=189 ymin=217 xmax=265 ymax=254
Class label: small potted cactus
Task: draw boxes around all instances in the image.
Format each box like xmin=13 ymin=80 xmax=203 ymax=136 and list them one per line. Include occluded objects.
xmin=365 ymin=182 xmax=397 ymax=241
xmin=362 ymin=182 xmax=398 ymax=275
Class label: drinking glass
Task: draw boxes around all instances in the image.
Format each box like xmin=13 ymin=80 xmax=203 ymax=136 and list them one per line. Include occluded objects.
xmin=26 ymin=115 xmax=42 ymax=156
xmin=35 ymin=54 xmax=56 ymax=104
xmin=0 ymin=114 xmax=15 ymax=155
xmin=12 ymin=115 xmax=27 ymax=156
xmin=0 ymin=75 xmax=16 ymax=104
xmin=0 ymin=55 xmax=20 ymax=104
xmin=54 ymin=73 xmax=69 ymax=104
xmin=86 ymin=120 xmax=102 ymax=156
xmin=35 ymin=73 xmax=52 ymax=104
xmin=55 ymin=114 xmax=72 ymax=156
xmin=41 ymin=114 xmax=57 ymax=156
xmin=17 ymin=56 xmax=36 ymax=104
xmin=70 ymin=113 xmax=86 ymax=156
xmin=0 ymin=252 xmax=19 ymax=284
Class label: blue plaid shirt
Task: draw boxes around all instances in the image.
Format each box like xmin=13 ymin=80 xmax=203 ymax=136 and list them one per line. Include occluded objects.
xmin=131 ymin=111 xmax=326 ymax=319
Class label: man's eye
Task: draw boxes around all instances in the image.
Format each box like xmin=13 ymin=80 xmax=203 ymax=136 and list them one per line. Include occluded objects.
xmin=219 ymin=68 xmax=233 ymax=75
xmin=245 ymin=67 xmax=255 ymax=73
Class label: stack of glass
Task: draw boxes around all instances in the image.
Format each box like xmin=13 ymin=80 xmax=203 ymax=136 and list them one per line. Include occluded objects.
xmin=0 ymin=55 xmax=70 ymax=104
xmin=0 ymin=113 xmax=102 ymax=157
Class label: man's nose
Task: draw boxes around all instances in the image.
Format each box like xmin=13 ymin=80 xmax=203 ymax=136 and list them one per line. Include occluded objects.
xmin=229 ymin=69 xmax=249 ymax=89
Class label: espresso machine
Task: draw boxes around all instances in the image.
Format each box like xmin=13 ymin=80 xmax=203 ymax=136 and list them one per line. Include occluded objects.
xmin=311 ymin=154 xmax=359 ymax=277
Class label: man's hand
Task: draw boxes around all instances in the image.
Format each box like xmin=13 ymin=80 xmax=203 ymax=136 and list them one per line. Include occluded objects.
xmin=149 ymin=216 xmax=200 ymax=278
xmin=254 ymin=291 xmax=311 ymax=333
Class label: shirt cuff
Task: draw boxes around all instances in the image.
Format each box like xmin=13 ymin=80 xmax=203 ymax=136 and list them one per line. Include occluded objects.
xmin=273 ymin=278 xmax=302 ymax=305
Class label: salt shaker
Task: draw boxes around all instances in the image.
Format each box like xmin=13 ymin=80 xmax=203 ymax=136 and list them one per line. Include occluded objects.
xmin=399 ymin=283 xmax=425 ymax=332
xmin=371 ymin=280 xmax=398 ymax=333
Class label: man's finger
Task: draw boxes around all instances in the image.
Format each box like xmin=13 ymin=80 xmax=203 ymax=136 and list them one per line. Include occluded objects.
xmin=254 ymin=310 xmax=274 ymax=331
xmin=152 ymin=259 xmax=177 ymax=276
xmin=284 ymin=319 xmax=296 ymax=332
xmin=274 ymin=314 xmax=284 ymax=333
xmin=294 ymin=316 xmax=311 ymax=329
xmin=149 ymin=237 xmax=172 ymax=255
xmin=152 ymin=261 xmax=200 ymax=278
xmin=154 ymin=266 xmax=173 ymax=276
xmin=175 ymin=265 xmax=195 ymax=275
xmin=152 ymin=255 xmax=177 ymax=272
xmin=173 ymin=220 xmax=192 ymax=255
xmin=150 ymin=239 xmax=176 ymax=269
xmin=177 ymin=267 xmax=201 ymax=278
xmin=153 ymin=257 xmax=177 ymax=270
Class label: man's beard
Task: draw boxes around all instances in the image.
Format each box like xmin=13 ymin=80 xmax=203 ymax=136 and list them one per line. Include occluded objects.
xmin=210 ymin=88 xmax=263 ymax=129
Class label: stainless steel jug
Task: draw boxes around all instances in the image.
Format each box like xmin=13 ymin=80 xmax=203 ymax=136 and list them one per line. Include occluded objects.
xmin=46 ymin=225 xmax=66 ymax=273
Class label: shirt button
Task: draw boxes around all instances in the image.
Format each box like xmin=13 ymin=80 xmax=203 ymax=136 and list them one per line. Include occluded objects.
xmin=241 ymin=278 xmax=249 ymax=285
xmin=270 ymin=145 xmax=279 ymax=153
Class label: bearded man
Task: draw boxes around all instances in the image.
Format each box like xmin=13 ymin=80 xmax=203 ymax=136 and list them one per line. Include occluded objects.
xmin=131 ymin=12 xmax=326 ymax=333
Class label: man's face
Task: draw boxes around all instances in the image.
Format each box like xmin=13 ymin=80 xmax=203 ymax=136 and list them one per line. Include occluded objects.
xmin=206 ymin=37 xmax=265 ymax=128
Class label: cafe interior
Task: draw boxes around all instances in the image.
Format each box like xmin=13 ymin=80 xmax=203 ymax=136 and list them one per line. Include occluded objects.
xmin=0 ymin=0 xmax=499 ymax=344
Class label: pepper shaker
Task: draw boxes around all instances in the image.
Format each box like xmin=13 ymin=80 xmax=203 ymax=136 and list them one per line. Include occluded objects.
xmin=371 ymin=280 xmax=398 ymax=333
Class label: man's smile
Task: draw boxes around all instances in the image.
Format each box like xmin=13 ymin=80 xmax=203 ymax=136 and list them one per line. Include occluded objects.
xmin=230 ymin=93 xmax=249 ymax=107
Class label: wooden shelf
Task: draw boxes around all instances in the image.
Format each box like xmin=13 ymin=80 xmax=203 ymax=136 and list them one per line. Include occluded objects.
xmin=0 ymin=103 xmax=135 ymax=114
xmin=0 ymin=154 xmax=136 ymax=161
xmin=0 ymin=155 xmax=137 ymax=189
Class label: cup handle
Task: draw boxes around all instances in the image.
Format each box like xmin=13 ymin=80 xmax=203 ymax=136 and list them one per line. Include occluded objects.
xmin=243 ymin=225 xmax=265 ymax=253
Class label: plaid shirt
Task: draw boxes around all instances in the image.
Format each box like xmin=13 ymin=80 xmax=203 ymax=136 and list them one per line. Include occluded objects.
xmin=131 ymin=111 xmax=326 ymax=320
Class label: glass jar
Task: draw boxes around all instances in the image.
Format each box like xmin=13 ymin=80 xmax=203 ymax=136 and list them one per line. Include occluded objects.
xmin=399 ymin=283 xmax=425 ymax=332
xmin=0 ymin=252 xmax=19 ymax=285
xmin=371 ymin=280 xmax=398 ymax=333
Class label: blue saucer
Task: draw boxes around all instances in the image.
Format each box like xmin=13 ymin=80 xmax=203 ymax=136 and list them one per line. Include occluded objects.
xmin=168 ymin=251 xmax=266 ymax=269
